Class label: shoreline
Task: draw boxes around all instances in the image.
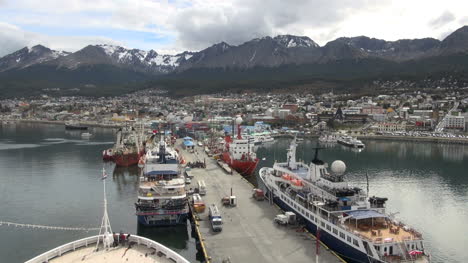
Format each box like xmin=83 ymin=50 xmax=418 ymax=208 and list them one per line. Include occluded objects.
xmin=2 ymin=119 xmax=123 ymax=129
xmin=4 ymin=119 xmax=468 ymax=145
xmin=357 ymin=135 xmax=468 ymax=145
xmin=273 ymin=133 xmax=468 ymax=145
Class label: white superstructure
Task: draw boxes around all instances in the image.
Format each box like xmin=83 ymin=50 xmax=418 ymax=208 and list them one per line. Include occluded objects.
xmin=259 ymin=138 xmax=429 ymax=263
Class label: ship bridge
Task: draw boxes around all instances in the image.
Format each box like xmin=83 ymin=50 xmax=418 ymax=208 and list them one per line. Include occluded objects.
xmin=274 ymin=162 xmax=310 ymax=179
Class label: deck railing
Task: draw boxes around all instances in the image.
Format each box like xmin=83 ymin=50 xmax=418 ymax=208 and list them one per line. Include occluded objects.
xmin=25 ymin=234 xmax=190 ymax=263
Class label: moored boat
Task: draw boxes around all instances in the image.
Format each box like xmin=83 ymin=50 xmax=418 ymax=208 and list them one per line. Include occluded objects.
xmin=319 ymin=133 xmax=339 ymax=143
xmin=112 ymin=126 xmax=145 ymax=167
xmin=337 ymin=135 xmax=365 ymax=149
xmin=259 ymin=138 xmax=430 ymax=263
xmin=221 ymin=116 xmax=259 ymax=177
xmin=135 ymin=136 xmax=189 ymax=226
xmin=65 ymin=121 xmax=88 ymax=130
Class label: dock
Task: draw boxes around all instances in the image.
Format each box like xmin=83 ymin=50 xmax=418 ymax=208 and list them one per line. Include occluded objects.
xmin=178 ymin=143 xmax=344 ymax=263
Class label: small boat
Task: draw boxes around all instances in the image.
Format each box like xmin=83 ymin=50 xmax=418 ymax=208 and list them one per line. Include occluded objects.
xmin=319 ymin=133 xmax=338 ymax=143
xmin=65 ymin=121 xmax=88 ymax=130
xmin=337 ymin=135 xmax=365 ymax=149
xmin=81 ymin=132 xmax=92 ymax=139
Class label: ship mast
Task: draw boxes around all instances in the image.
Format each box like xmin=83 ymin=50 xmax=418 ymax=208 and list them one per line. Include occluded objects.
xmin=96 ymin=167 xmax=113 ymax=250
xmin=287 ymin=136 xmax=298 ymax=170
xmin=235 ymin=116 xmax=243 ymax=139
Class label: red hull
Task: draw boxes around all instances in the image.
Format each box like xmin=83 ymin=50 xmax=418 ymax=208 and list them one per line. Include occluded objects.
xmin=221 ymin=152 xmax=259 ymax=177
xmin=102 ymin=149 xmax=114 ymax=161
xmin=115 ymin=150 xmax=145 ymax=167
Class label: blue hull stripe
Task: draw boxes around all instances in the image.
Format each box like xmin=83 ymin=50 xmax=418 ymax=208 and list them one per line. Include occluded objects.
xmin=272 ymin=194 xmax=375 ymax=263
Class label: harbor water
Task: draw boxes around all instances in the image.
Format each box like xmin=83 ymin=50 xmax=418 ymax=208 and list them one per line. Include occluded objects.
xmin=0 ymin=123 xmax=201 ymax=263
xmin=1 ymin=123 xmax=467 ymax=262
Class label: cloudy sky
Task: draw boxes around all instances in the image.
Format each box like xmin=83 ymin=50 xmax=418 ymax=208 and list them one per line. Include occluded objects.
xmin=1 ymin=0 xmax=468 ymax=56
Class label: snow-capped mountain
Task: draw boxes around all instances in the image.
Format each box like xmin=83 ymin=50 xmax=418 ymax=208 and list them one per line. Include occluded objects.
xmin=272 ymin=35 xmax=320 ymax=48
xmin=50 ymin=44 xmax=194 ymax=74
xmin=0 ymin=45 xmax=70 ymax=72
xmin=96 ymin=44 xmax=193 ymax=73
xmin=180 ymin=35 xmax=322 ymax=69
xmin=4 ymin=28 xmax=468 ymax=75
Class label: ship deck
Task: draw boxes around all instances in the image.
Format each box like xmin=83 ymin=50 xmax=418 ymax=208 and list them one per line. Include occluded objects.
xmin=49 ymin=244 xmax=175 ymax=263
xmin=343 ymin=221 xmax=422 ymax=244
xmin=27 ymin=235 xmax=189 ymax=263
xmin=140 ymin=178 xmax=185 ymax=188
xmin=179 ymin=141 xmax=343 ymax=263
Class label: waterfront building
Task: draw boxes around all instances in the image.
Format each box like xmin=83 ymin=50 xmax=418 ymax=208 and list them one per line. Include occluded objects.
xmin=445 ymin=115 xmax=465 ymax=130
xmin=376 ymin=122 xmax=407 ymax=132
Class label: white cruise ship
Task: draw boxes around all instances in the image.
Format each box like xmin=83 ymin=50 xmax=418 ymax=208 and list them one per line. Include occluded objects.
xmin=135 ymin=137 xmax=189 ymax=226
xmin=259 ymin=138 xmax=430 ymax=263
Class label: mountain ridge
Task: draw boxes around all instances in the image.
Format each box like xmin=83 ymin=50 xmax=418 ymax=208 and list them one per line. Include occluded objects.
xmin=1 ymin=26 xmax=468 ymax=97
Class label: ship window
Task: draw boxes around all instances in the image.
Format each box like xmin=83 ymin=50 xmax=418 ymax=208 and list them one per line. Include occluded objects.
xmin=326 ymin=225 xmax=331 ymax=231
xmin=347 ymin=236 xmax=351 ymax=242
xmin=321 ymin=222 xmax=325 ymax=227
xmin=306 ymin=212 xmax=310 ymax=217
xmin=384 ymin=247 xmax=387 ymax=252
xmin=333 ymin=228 xmax=338 ymax=235
xmin=339 ymin=232 xmax=345 ymax=239
xmin=353 ymin=239 xmax=359 ymax=247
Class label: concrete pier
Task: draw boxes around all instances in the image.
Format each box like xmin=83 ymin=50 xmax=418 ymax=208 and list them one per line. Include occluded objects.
xmin=178 ymin=144 xmax=344 ymax=263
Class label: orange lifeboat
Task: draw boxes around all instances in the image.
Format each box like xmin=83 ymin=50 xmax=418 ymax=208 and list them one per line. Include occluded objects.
xmin=282 ymin=174 xmax=292 ymax=180
xmin=291 ymin=179 xmax=303 ymax=187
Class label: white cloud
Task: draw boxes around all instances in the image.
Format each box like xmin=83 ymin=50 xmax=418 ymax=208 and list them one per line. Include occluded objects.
xmin=430 ymin=11 xmax=456 ymax=29
xmin=0 ymin=22 xmax=122 ymax=57
xmin=1 ymin=0 xmax=468 ymax=57
xmin=171 ymin=0 xmax=388 ymax=49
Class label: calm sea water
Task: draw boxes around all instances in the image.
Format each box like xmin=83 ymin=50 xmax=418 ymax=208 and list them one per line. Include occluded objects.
xmin=253 ymin=138 xmax=468 ymax=263
xmin=1 ymin=123 xmax=467 ymax=263
xmin=0 ymin=123 xmax=200 ymax=263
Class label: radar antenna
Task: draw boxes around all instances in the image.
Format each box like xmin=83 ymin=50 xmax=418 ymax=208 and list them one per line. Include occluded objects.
xmin=311 ymin=142 xmax=324 ymax=165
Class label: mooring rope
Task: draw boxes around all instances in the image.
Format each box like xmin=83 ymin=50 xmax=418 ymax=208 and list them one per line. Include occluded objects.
xmin=0 ymin=221 xmax=100 ymax=232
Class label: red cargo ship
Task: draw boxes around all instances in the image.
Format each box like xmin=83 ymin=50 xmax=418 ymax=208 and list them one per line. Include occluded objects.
xmin=221 ymin=116 xmax=259 ymax=177
xmin=109 ymin=126 xmax=145 ymax=167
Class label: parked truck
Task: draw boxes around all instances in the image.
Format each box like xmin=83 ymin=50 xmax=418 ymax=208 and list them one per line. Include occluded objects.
xmin=197 ymin=180 xmax=207 ymax=195
xmin=274 ymin=211 xmax=296 ymax=226
xmin=208 ymin=204 xmax=223 ymax=232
